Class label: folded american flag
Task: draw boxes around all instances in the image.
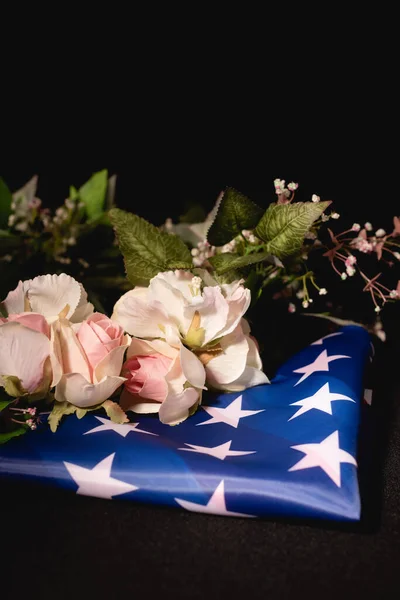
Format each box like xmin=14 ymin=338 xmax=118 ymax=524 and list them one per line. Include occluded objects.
xmin=0 ymin=325 xmax=371 ymax=520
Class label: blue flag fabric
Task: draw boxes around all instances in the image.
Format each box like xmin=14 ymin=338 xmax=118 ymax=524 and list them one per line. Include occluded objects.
xmin=0 ymin=325 xmax=371 ymax=521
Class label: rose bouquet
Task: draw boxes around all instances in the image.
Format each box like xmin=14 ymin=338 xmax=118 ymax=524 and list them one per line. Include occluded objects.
xmin=0 ymin=175 xmax=399 ymax=444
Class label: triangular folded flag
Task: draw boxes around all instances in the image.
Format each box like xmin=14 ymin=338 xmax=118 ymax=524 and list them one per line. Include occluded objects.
xmin=0 ymin=325 xmax=371 ymax=521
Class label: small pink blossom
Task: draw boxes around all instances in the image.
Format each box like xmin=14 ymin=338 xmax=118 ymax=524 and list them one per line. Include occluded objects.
xmin=288 ymin=303 xmax=296 ymax=313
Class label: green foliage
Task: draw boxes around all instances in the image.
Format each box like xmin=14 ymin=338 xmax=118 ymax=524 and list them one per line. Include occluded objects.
xmin=0 ymin=177 xmax=12 ymax=229
xmin=1 ymin=375 xmax=27 ymax=398
xmin=109 ymin=208 xmax=193 ymax=286
xmin=0 ymin=399 xmax=13 ymax=413
xmin=0 ymin=427 xmax=27 ymax=444
xmin=207 ymin=188 xmax=264 ymax=246
xmin=48 ymin=401 xmax=78 ymax=432
xmin=208 ymin=251 xmax=272 ymax=275
xmin=255 ymin=201 xmax=331 ymax=258
xmin=78 ymin=170 xmax=108 ymax=221
xmin=103 ymin=400 xmax=129 ymax=423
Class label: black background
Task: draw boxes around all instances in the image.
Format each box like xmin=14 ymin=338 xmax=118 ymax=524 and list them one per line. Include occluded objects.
xmin=2 ymin=44 xmax=400 ymax=597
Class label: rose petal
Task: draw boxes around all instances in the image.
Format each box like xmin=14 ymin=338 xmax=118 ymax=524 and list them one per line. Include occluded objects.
xmin=112 ymin=288 xmax=169 ymax=338
xmin=26 ymin=274 xmax=82 ymax=320
xmin=77 ymin=321 xmax=109 ymax=367
xmin=119 ymin=388 xmax=162 ymax=413
xmin=159 ymin=387 xmax=200 ymax=425
xmin=180 ymin=344 xmax=206 ymax=389
xmin=0 ymin=321 xmax=50 ymax=393
xmin=127 ymin=337 xmax=178 ymax=360
xmin=55 ymin=373 xmax=126 ymax=408
xmin=184 ymin=285 xmax=229 ymax=345
xmin=246 ymin=335 xmax=263 ymax=370
xmin=216 ymin=282 xmax=251 ymax=338
xmin=94 ymin=339 xmax=130 ymax=383
xmin=205 ymin=326 xmax=249 ymax=386
xmin=1 ymin=281 xmax=25 ymax=315
xmin=71 ymin=283 xmax=94 ymax=323
xmin=55 ymin=320 xmax=91 ymax=381
xmin=147 ymin=274 xmax=190 ymax=332
xmin=4 ymin=312 xmax=50 ymax=337
xmin=221 ymin=366 xmax=270 ymax=392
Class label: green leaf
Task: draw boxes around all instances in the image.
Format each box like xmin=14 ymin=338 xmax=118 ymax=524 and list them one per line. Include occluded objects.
xmin=0 ymin=399 xmax=13 ymax=413
xmin=207 ymin=188 xmax=264 ymax=246
xmin=208 ymin=251 xmax=272 ymax=275
xmin=48 ymin=401 xmax=77 ymax=433
xmin=69 ymin=185 xmax=79 ymax=200
xmin=1 ymin=375 xmax=27 ymax=398
xmin=0 ymin=427 xmax=27 ymax=445
xmin=103 ymin=400 xmax=129 ymax=424
xmin=0 ymin=177 xmax=12 ymax=229
xmin=255 ymin=201 xmax=331 ymax=259
xmin=78 ymin=170 xmax=108 ymax=221
xmin=109 ymin=208 xmax=193 ymax=286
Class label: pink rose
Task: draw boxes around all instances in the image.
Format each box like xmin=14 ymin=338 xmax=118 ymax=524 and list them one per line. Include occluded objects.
xmin=120 ymin=337 xmax=205 ymax=425
xmin=54 ymin=313 xmax=130 ymax=408
xmin=77 ymin=313 xmax=126 ymax=376
xmin=123 ymin=353 xmax=173 ymax=402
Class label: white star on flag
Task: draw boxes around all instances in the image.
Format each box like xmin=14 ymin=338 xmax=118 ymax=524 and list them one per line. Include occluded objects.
xmin=83 ymin=416 xmax=157 ymax=438
xmin=63 ymin=453 xmax=138 ymax=499
xmin=197 ymin=395 xmax=264 ymax=428
xmin=311 ymin=332 xmax=343 ymax=345
xmin=178 ymin=440 xmax=257 ymax=461
xmin=293 ymin=349 xmax=351 ymax=386
xmin=288 ymin=430 xmax=357 ymax=487
xmin=288 ymin=382 xmax=355 ymax=421
xmin=175 ymin=480 xmax=255 ymax=517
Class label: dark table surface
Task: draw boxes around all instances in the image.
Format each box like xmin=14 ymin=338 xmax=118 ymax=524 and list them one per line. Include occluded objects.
xmin=2 ymin=328 xmax=400 ymax=600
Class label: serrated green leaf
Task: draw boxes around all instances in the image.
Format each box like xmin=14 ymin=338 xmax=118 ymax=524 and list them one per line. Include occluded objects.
xmin=109 ymin=208 xmax=193 ymax=286
xmin=76 ymin=408 xmax=87 ymax=419
xmin=48 ymin=401 xmax=77 ymax=433
xmin=0 ymin=427 xmax=27 ymax=444
xmin=103 ymin=400 xmax=129 ymax=424
xmin=207 ymin=188 xmax=264 ymax=246
xmin=208 ymin=251 xmax=272 ymax=275
xmin=0 ymin=177 xmax=12 ymax=229
xmin=0 ymin=399 xmax=13 ymax=413
xmin=255 ymin=201 xmax=331 ymax=259
xmin=79 ymin=170 xmax=108 ymax=221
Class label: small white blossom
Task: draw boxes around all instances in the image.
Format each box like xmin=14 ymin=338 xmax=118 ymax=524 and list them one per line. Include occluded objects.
xmin=331 ymin=212 xmax=340 ymax=220
xmin=65 ymin=199 xmax=75 ymax=210
xmin=364 ymin=222 xmax=373 ymax=231
xmin=351 ymin=223 xmax=361 ymax=232
xmin=341 ymin=272 xmax=348 ymax=280
xmin=296 ymin=289 xmax=305 ymax=299
xmin=375 ymin=228 xmax=386 ymax=237
xmin=311 ymin=194 xmax=320 ymax=203
xmin=191 ymin=248 xmax=199 ymax=257
xmin=390 ymin=290 xmax=399 ymax=299
xmin=319 ymin=288 xmax=328 ymax=295
xmin=346 ymin=266 xmax=356 ymax=277
xmin=394 ymin=252 xmax=400 ymax=260
xmin=374 ymin=306 xmax=381 ymax=313
xmin=287 ymin=182 xmax=298 ymax=191
xmin=302 ymin=300 xmax=309 ymax=308
xmin=321 ymin=214 xmax=330 ymax=222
